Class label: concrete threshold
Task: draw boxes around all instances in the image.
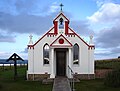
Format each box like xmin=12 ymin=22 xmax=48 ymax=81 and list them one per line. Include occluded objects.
xmin=52 ymin=77 xmax=71 ymax=91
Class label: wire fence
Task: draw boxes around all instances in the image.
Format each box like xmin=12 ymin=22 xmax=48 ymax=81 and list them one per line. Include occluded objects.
xmin=0 ymin=63 xmax=28 ymax=71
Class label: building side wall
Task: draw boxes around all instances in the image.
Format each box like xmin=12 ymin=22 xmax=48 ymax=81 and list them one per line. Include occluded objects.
xmin=28 ymin=35 xmax=57 ymax=75
xmin=67 ymin=36 xmax=94 ymax=75
xmin=27 ymin=33 xmax=94 ymax=79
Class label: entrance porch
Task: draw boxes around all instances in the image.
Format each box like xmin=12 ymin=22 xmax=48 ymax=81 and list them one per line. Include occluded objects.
xmin=50 ymin=48 xmax=72 ymax=78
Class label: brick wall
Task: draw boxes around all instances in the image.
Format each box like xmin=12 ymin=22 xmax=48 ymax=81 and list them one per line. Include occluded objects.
xmin=74 ymin=74 xmax=95 ymax=79
xmin=28 ymin=74 xmax=50 ymax=81
xmin=27 ymin=69 xmax=112 ymax=80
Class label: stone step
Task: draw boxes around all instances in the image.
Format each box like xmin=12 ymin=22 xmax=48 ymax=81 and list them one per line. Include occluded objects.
xmin=42 ymin=78 xmax=54 ymax=84
xmin=52 ymin=77 xmax=71 ymax=91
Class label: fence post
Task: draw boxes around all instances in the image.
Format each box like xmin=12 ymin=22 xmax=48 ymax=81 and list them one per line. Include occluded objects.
xmin=10 ymin=63 xmax=12 ymax=69
xmin=2 ymin=64 xmax=4 ymax=71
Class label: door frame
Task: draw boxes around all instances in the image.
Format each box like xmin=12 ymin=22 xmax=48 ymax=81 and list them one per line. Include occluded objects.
xmin=55 ymin=48 xmax=68 ymax=77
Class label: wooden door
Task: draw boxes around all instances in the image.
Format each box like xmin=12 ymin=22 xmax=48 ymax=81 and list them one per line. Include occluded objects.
xmin=56 ymin=51 xmax=66 ymax=76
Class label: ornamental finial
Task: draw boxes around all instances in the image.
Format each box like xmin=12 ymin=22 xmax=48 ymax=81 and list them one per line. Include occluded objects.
xmin=89 ymin=35 xmax=94 ymax=45
xmin=29 ymin=34 xmax=33 ymax=45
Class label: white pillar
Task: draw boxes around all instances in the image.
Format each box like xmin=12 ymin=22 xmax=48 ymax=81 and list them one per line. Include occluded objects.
xmin=50 ymin=48 xmax=55 ymax=78
xmin=68 ymin=48 xmax=72 ymax=78
xmin=28 ymin=48 xmax=34 ymax=73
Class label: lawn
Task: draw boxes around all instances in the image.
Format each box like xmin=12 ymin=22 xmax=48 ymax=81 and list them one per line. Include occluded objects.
xmin=75 ymin=79 xmax=120 ymax=91
xmin=74 ymin=58 xmax=120 ymax=91
xmin=0 ymin=66 xmax=53 ymax=91
xmin=95 ymin=58 xmax=120 ymax=69
xmin=1 ymin=59 xmax=120 ymax=91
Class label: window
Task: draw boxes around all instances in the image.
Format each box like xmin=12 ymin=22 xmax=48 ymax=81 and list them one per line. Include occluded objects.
xmin=73 ymin=44 xmax=79 ymax=64
xmin=59 ymin=18 xmax=64 ymax=29
xmin=43 ymin=44 xmax=49 ymax=64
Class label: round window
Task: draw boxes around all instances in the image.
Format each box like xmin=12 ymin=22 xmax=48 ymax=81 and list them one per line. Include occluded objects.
xmin=59 ymin=38 xmax=64 ymax=44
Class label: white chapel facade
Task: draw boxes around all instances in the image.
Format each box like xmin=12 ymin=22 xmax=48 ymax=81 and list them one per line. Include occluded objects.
xmin=27 ymin=11 xmax=95 ymax=80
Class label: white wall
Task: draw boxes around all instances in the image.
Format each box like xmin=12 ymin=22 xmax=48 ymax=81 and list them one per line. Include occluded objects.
xmin=27 ymin=13 xmax=95 ymax=77
xmin=28 ymin=33 xmax=95 ymax=76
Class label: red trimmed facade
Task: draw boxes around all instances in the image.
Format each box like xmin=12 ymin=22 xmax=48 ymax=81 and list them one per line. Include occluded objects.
xmin=54 ymin=21 xmax=58 ymax=34
xmin=50 ymin=34 xmax=73 ymax=47
xmin=65 ymin=21 xmax=68 ymax=34
xmin=27 ymin=12 xmax=95 ymax=80
xmin=28 ymin=12 xmax=94 ymax=49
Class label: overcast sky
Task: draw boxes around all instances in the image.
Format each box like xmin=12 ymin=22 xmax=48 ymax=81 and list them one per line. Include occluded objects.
xmin=0 ymin=0 xmax=120 ymax=60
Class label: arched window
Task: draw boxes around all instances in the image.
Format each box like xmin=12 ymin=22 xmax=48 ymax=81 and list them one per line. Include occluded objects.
xmin=59 ymin=18 xmax=64 ymax=29
xmin=43 ymin=44 xmax=49 ymax=64
xmin=73 ymin=44 xmax=79 ymax=64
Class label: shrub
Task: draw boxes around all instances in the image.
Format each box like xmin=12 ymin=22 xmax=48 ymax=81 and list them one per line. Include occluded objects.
xmin=104 ymin=69 xmax=120 ymax=87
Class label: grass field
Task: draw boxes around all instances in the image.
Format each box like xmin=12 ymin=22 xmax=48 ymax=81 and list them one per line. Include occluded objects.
xmin=0 ymin=58 xmax=120 ymax=91
xmin=75 ymin=79 xmax=120 ymax=91
xmin=0 ymin=66 xmax=53 ymax=91
xmin=95 ymin=58 xmax=120 ymax=69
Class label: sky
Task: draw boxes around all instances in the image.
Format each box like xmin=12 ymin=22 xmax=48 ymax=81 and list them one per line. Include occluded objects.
xmin=0 ymin=0 xmax=120 ymax=60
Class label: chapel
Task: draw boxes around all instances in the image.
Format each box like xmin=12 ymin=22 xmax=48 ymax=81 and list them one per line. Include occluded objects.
xmin=27 ymin=7 xmax=95 ymax=80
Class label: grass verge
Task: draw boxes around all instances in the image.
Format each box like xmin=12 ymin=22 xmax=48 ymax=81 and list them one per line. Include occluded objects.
xmin=0 ymin=66 xmax=52 ymax=91
xmin=75 ymin=79 xmax=120 ymax=91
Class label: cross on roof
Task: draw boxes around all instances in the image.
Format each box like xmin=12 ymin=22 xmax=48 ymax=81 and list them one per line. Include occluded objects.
xmin=60 ymin=3 xmax=64 ymax=11
xmin=29 ymin=34 xmax=33 ymax=40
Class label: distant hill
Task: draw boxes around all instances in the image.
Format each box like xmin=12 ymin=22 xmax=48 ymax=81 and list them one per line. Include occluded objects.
xmin=0 ymin=59 xmax=28 ymax=64
xmin=95 ymin=58 xmax=120 ymax=61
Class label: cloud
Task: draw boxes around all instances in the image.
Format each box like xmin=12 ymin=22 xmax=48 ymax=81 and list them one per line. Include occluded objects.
xmin=87 ymin=3 xmax=120 ymax=23
xmin=94 ymin=21 xmax=120 ymax=59
xmin=0 ymin=0 xmax=59 ymax=16
xmin=95 ymin=22 xmax=120 ymax=48
xmin=0 ymin=51 xmax=27 ymax=59
xmin=70 ymin=20 xmax=95 ymax=36
xmin=21 ymin=48 xmax=28 ymax=53
xmin=0 ymin=0 xmax=92 ymax=37
xmin=95 ymin=0 xmax=113 ymax=7
xmin=111 ymin=47 xmax=120 ymax=54
xmin=95 ymin=47 xmax=120 ymax=59
xmin=0 ymin=51 xmax=12 ymax=59
xmin=0 ymin=12 xmax=56 ymax=34
xmin=87 ymin=2 xmax=120 ymax=59
xmin=0 ymin=0 xmax=61 ymax=35
xmin=48 ymin=2 xmax=59 ymax=13
xmin=0 ymin=33 xmax=15 ymax=43
xmin=0 ymin=11 xmax=93 ymax=37
xmin=15 ymin=0 xmax=36 ymax=14
xmin=0 ymin=0 xmax=43 ymax=15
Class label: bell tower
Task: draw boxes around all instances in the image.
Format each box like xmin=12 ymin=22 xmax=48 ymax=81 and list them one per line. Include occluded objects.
xmin=53 ymin=4 xmax=69 ymax=35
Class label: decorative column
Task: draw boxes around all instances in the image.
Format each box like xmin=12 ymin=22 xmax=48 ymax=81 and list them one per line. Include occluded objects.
xmin=68 ymin=48 xmax=72 ymax=78
xmin=27 ymin=34 xmax=34 ymax=80
xmin=89 ymin=35 xmax=95 ymax=78
xmin=50 ymin=48 xmax=55 ymax=78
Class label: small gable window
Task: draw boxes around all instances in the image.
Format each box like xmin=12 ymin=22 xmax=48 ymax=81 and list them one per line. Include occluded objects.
xmin=43 ymin=44 xmax=49 ymax=64
xmin=59 ymin=18 xmax=64 ymax=29
xmin=73 ymin=44 xmax=79 ymax=64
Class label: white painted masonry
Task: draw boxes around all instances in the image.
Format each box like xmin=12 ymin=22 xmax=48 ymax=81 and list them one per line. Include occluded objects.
xmin=27 ymin=11 xmax=95 ymax=80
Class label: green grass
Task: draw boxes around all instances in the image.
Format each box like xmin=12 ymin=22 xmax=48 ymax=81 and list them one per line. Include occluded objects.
xmin=1 ymin=59 xmax=120 ymax=91
xmin=95 ymin=58 xmax=120 ymax=69
xmin=74 ymin=58 xmax=120 ymax=91
xmin=0 ymin=66 xmax=53 ymax=91
xmin=75 ymin=79 xmax=120 ymax=91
